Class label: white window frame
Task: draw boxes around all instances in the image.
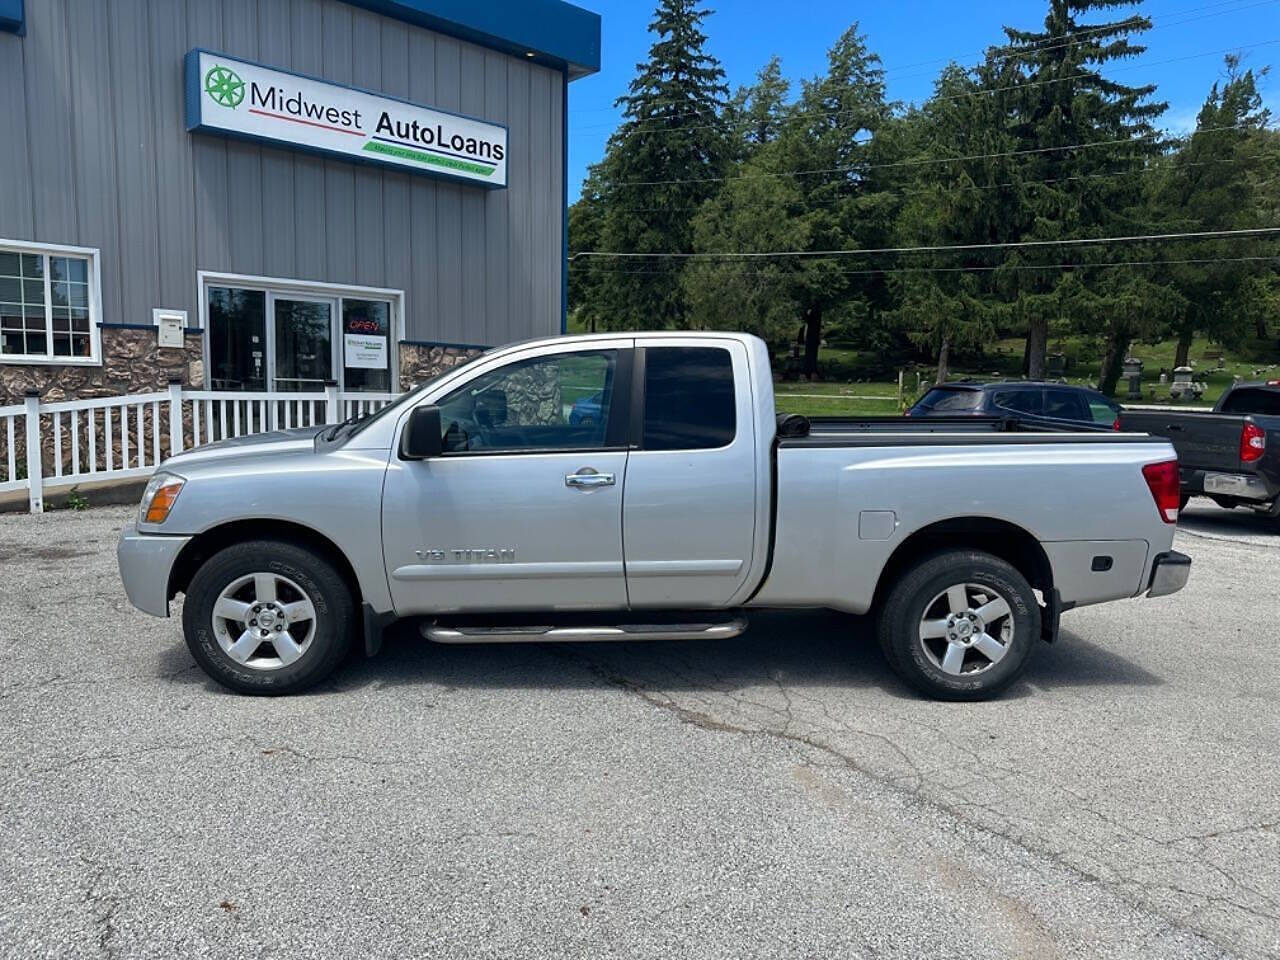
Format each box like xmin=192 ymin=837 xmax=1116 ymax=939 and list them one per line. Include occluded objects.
xmin=0 ymin=238 xmax=103 ymax=366
xmin=196 ymin=271 xmax=405 ymax=393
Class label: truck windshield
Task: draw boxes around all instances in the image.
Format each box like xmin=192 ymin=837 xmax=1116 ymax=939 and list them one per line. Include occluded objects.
xmin=1220 ymin=388 xmax=1280 ymax=416
xmin=912 ymin=388 xmax=982 ymax=413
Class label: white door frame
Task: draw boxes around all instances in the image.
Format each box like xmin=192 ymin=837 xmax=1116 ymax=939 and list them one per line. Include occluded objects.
xmin=197 ymin=271 xmax=405 ymax=392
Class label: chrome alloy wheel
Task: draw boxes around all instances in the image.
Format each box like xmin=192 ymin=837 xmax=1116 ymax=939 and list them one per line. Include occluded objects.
xmin=918 ymin=582 xmax=1014 ymax=677
xmin=210 ymin=572 xmax=318 ymax=672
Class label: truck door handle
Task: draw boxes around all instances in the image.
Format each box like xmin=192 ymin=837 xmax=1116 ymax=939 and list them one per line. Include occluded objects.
xmin=1167 ymin=424 xmax=1183 ymax=431
xmin=565 ymin=470 xmax=615 ymax=488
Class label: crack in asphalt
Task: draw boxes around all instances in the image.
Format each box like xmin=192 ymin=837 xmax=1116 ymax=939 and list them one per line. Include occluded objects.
xmin=5 ymin=732 xmax=414 ymax=791
xmin=78 ymin=855 xmax=121 ymax=960
xmin=0 ymin=664 xmax=199 ymax=700
xmin=553 ymin=645 xmax=1267 ymax=958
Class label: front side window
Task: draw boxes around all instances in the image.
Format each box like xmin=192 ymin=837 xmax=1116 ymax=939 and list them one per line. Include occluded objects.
xmin=642 ymin=346 xmax=736 ymax=450
xmin=0 ymin=246 xmax=96 ymax=362
xmin=436 ymin=350 xmax=618 ymax=453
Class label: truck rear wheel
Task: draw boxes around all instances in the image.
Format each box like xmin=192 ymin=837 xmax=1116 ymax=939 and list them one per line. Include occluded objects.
xmin=182 ymin=539 xmax=355 ymax=695
xmin=877 ymin=549 xmax=1040 ymax=701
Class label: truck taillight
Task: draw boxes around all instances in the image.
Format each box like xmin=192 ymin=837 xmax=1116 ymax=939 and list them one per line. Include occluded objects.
xmin=1142 ymin=460 xmax=1180 ymax=524
xmin=1241 ymin=422 xmax=1266 ymax=463
xmin=1112 ymin=417 xmax=1121 ymax=431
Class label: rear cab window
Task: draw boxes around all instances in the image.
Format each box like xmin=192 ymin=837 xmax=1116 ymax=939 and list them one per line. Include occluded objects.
xmin=912 ymin=388 xmax=982 ymax=413
xmin=1220 ymin=388 xmax=1280 ymax=416
xmin=641 ymin=347 xmax=735 ymax=449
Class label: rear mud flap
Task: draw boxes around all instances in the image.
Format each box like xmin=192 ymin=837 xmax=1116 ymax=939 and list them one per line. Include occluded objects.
xmin=1041 ymin=589 xmax=1063 ymax=643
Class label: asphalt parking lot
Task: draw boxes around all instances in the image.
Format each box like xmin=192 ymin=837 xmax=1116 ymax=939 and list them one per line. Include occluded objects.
xmin=1 ymin=502 xmax=1277 ymax=959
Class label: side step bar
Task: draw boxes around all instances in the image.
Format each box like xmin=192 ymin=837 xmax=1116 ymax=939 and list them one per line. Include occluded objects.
xmin=421 ymin=617 xmax=748 ymax=644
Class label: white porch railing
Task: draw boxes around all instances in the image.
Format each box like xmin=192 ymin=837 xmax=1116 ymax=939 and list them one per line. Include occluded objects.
xmin=0 ymin=382 xmax=400 ymax=513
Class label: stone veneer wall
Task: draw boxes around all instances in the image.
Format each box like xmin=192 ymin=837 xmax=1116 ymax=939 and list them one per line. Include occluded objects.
xmin=398 ymin=342 xmax=485 ymax=392
xmin=0 ymin=326 xmax=203 ymax=405
xmin=5 ymin=335 xmax=483 ymax=405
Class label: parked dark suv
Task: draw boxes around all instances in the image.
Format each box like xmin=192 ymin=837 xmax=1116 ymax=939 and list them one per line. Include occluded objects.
xmin=907 ymin=381 xmax=1121 ymax=430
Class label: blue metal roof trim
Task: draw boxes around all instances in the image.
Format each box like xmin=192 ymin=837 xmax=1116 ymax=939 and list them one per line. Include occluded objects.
xmin=343 ymin=0 xmax=600 ymax=79
xmin=0 ymin=0 xmax=24 ymax=35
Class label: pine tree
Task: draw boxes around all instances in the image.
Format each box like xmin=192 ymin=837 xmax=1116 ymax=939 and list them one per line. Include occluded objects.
xmin=893 ymin=64 xmax=1014 ymax=383
xmin=588 ymin=0 xmax=730 ymax=330
xmin=567 ymin=165 xmax=609 ymax=333
xmin=1000 ymin=0 xmax=1167 ymax=383
xmin=773 ymin=26 xmax=897 ymax=376
xmin=725 ymin=56 xmax=790 ymax=158
xmin=1153 ymin=57 xmax=1274 ymax=365
xmin=688 ymin=26 xmax=896 ymax=376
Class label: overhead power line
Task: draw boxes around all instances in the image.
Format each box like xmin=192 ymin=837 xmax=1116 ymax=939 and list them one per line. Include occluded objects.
xmin=571 ymin=254 xmax=1280 ymax=278
xmin=881 ymin=0 xmax=1278 ymax=81
xmin=606 ymin=159 xmax=1278 ymax=217
xmin=598 ymin=122 xmax=1267 ymax=188
xmin=569 ymin=226 xmax=1280 ymax=262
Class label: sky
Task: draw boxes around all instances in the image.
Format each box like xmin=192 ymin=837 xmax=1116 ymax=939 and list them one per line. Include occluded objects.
xmin=565 ymin=0 xmax=1279 ymax=201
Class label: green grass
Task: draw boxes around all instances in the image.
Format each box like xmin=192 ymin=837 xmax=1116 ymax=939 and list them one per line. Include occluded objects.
xmin=561 ymin=319 xmax=1280 ymax=415
xmin=774 ymin=380 xmax=906 ymax=416
xmin=771 ymin=336 xmax=1280 ymax=416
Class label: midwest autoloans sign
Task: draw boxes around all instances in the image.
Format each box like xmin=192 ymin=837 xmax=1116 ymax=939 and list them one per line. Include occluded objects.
xmin=184 ymin=50 xmax=508 ymax=188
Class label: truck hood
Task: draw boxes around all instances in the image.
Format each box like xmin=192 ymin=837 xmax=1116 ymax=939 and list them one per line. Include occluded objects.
xmin=164 ymin=425 xmax=327 ymax=471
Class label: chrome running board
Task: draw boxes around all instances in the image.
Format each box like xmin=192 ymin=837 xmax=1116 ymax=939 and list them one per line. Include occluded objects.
xmin=421 ymin=617 xmax=748 ymax=644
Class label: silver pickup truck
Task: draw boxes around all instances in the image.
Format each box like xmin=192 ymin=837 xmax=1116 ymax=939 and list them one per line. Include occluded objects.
xmin=118 ymin=332 xmax=1190 ymax=700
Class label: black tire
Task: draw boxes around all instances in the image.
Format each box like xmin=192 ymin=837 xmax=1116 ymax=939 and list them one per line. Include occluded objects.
xmin=877 ymin=549 xmax=1040 ymax=701
xmin=182 ymin=539 xmax=355 ymax=695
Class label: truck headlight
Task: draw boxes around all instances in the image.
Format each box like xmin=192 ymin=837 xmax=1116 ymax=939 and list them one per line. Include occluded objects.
xmin=139 ymin=472 xmax=185 ymax=524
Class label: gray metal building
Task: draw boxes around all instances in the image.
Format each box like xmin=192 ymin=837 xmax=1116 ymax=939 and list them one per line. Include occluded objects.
xmin=0 ymin=0 xmax=600 ymax=401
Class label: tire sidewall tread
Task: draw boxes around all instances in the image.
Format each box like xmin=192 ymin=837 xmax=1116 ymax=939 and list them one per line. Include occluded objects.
xmin=878 ymin=549 xmax=1040 ymax=701
xmin=182 ymin=539 xmax=355 ymax=695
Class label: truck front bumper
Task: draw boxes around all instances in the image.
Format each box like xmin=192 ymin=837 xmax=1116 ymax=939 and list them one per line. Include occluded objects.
xmin=1147 ymin=550 xmax=1191 ymax=598
xmin=117 ymin=523 xmax=192 ymax=617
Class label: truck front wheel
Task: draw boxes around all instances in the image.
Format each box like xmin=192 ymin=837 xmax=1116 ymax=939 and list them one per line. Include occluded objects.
xmin=182 ymin=539 xmax=355 ymax=695
xmin=877 ymin=549 xmax=1040 ymax=701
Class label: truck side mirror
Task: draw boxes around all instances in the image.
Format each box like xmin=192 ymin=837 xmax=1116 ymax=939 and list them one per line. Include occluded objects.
xmin=400 ymin=405 xmax=443 ymax=460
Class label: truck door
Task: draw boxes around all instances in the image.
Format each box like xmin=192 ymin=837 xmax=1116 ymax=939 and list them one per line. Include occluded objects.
xmin=381 ymin=342 xmax=633 ymax=614
xmin=622 ymin=340 xmax=757 ymax=608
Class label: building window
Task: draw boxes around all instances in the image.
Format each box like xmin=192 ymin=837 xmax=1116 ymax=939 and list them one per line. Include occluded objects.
xmin=207 ymin=287 xmax=267 ymax=390
xmin=341 ymin=299 xmax=392 ymax=393
xmin=0 ymin=242 xmax=100 ymax=364
xmin=200 ymin=274 xmax=398 ymax=394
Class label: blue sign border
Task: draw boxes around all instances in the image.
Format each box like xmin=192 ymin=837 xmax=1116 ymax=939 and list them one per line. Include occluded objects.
xmin=0 ymin=0 xmax=24 ymax=35
xmin=184 ymin=48 xmax=510 ymax=191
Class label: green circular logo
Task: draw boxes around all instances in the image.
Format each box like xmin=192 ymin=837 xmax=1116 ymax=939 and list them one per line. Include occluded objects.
xmin=204 ymin=65 xmax=245 ymax=109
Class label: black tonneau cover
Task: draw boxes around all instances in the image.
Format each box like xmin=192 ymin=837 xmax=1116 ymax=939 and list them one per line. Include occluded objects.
xmin=780 ymin=415 xmax=1150 ymax=448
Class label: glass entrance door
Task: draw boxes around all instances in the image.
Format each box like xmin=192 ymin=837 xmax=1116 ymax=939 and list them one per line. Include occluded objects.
xmin=270 ymin=295 xmax=335 ymax=392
